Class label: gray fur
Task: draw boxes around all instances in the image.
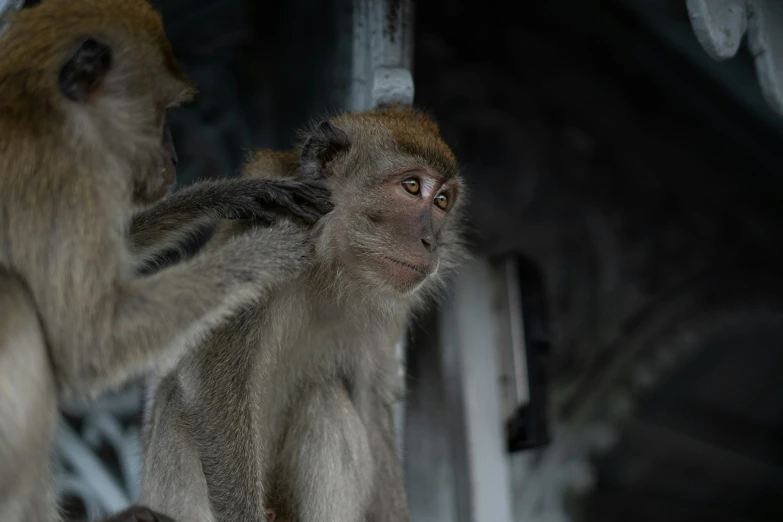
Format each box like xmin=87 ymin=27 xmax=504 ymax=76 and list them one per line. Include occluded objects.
xmin=130 ymin=177 xmax=332 ymax=275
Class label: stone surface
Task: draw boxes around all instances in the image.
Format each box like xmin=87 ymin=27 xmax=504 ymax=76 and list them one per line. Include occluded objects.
xmin=688 ymin=0 xmax=783 ymax=115
xmin=687 ymin=0 xmax=747 ymax=60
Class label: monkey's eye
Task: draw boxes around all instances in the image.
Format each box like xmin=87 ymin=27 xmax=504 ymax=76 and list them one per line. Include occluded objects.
xmin=434 ymin=193 xmax=449 ymax=210
xmin=402 ymin=178 xmax=420 ymax=195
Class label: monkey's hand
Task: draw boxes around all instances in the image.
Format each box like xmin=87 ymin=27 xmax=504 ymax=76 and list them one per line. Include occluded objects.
xmin=224 ymin=178 xmax=333 ymax=226
xmin=100 ymin=506 xmax=175 ymax=522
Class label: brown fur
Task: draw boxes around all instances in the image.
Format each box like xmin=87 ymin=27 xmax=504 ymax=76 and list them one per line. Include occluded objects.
xmin=332 ymin=106 xmax=459 ymax=180
xmin=0 ymin=1 xmax=327 ymax=520
xmin=243 ymin=149 xmax=301 ymax=180
xmin=141 ymin=107 xmax=467 ymax=522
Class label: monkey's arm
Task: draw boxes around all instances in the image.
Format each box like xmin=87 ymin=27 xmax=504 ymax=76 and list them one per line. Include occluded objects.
xmin=129 ymin=178 xmax=331 ymax=270
xmin=140 ymin=375 xmax=215 ymax=522
xmin=365 ymin=388 xmax=411 ymax=522
xmin=28 ymin=218 xmax=310 ymax=398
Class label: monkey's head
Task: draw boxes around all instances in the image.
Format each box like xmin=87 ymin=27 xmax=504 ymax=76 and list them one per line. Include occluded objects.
xmin=299 ymin=106 xmax=466 ymax=299
xmin=0 ymin=0 xmax=195 ymax=204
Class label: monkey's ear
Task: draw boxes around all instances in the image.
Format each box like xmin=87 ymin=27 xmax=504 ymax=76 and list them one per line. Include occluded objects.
xmin=58 ymin=38 xmax=113 ymax=102
xmin=300 ymin=120 xmax=351 ymax=179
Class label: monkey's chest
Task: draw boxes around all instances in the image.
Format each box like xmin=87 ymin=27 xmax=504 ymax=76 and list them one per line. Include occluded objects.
xmin=247 ymin=325 xmax=373 ymax=407
xmin=252 ymin=328 xmax=368 ymax=390
xmin=241 ymin=332 xmax=368 ymax=469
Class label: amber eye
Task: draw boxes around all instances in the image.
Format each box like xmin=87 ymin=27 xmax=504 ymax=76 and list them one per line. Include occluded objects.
xmin=434 ymin=193 xmax=449 ymax=210
xmin=402 ymin=178 xmax=420 ymax=195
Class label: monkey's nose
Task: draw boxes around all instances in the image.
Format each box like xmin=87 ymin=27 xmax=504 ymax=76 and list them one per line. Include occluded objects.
xmin=421 ymin=236 xmax=435 ymax=252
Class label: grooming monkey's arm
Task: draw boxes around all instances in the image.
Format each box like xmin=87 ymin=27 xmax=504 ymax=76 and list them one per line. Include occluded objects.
xmin=39 ymin=218 xmax=310 ymax=398
xmin=129 ymin=178 xmax=331 ymax=264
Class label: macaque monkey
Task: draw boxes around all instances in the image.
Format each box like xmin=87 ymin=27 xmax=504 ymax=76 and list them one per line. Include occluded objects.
xmin=141 ymin=106 xmax=466 ymax=522
xmin=0 ymin=1 xmax=330 ymax=520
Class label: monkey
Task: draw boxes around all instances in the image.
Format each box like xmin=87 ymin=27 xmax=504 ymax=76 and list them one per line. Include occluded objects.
xmin=140 ymin=105 xmax=466 ymax=522
xmin=0 ymin=1 xmax=331 ymax=520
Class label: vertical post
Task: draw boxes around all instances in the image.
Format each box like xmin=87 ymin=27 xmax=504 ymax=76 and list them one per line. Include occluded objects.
xmin=348 ymin=0 xmax=415 ymax=451
xmin=437 ymin=259 xmax=516 ymax=522
xmin=349 ymin=0 xmax=415 ymax=111
xmin=406 ymin=254 xmax=547 ymax=521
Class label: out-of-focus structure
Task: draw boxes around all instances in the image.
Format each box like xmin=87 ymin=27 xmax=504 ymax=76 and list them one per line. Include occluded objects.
xmin=687 ymin=0 xmax=783 ymax=115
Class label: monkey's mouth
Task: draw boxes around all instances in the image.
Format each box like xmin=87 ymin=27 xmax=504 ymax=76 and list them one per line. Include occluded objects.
xmin=383 ymin=256 xmax=428 ymax=275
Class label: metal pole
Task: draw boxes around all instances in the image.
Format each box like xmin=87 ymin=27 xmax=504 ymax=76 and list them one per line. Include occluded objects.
xmin=348 ymin=0 xmax=415 ymax=451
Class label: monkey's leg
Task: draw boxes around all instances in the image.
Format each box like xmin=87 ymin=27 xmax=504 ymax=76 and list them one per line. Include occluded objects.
xmin=365 ymin=392 xmax=410 ymax=522
xmin=140 ymin=376 xmax=215 ymax=522
xmin=280 ymin=385 xmax=374 ymax=522
xmin=0 ymin=270 xmax=59 ymax=522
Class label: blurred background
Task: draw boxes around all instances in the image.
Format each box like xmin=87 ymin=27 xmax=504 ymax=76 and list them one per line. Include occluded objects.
xmin=23 ymin=0 xmax=783 ymax=520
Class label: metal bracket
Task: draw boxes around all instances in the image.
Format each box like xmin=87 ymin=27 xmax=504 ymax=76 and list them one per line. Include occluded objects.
xmin=55 ymin=387 xmax=146 ymax=520
xmin=496 ymin=255 xmax=552 ymax=453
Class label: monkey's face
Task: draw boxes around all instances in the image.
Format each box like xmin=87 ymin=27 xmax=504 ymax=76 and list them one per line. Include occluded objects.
xmin=132 ymin=114 xmax=179 ymax=205
xmin=356 ymin=167 xmax=458 ymax=294
xmin=300 ymin=111 xmax=464 ymax=297
xmin=320 ymin=160 xmax=462 ymax=297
